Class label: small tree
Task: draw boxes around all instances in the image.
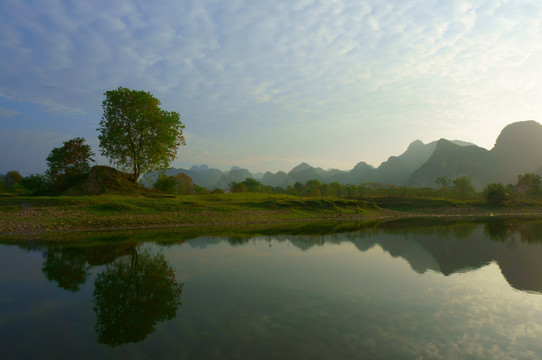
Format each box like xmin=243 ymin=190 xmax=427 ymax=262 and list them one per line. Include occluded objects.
xmin=153 ymin=175 xmax=178 ymax=194
xmin=242 ymin=178 xmax=264 ymax=192
xmin=452 ymin=176 xmax=476 ymax=199
xmin=1 ymin=170 xmax=23 ymax=189
xmin=154 ymin=173 xmax=195 ymax=195
xmin=194 ymin=184 xmax=208 ymax=195
xmin=230 ymin=182 xmax=248 ymax=193
xmin=517 ymin=173 xmax=542 ymax=199
xmin=435 ymin=176 xmax=451 ymax=188
xmin=175 ymin=173 xmax=194 ymax=195
xmin=483 ymin=183 xmax=509 ymax=205
xmin=303 ymin=179 xmax=322 ymax=197
xmin=98 ymin=87 xmax=185 ymax=183
xmin=46 ymin=137 xmax=95 ymax=191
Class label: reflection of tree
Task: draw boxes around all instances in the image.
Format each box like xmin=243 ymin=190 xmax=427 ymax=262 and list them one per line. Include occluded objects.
xmin=93 ymin=248 xmax=183 ymax=347
xmin=484 ymin=220 xmax=512 ymax=242
xmin=42 ymin=247 xmax=90 ymax=292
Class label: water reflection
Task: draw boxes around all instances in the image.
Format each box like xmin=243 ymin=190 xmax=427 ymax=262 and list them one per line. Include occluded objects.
xmin=4 ymin=218 xmax=542 ymax=358
xmin=42 ymin=247 xmax=90 ymax=292
xmin=204 ymin=218 xmax=542 ymax=293
xmin=39 ymin=243 xmax=184 ymax=347
xmin=94 ymin=248 xmax=183 ymax=347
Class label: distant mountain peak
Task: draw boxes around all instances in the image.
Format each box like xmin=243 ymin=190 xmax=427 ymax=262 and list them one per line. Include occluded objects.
xmin=352 ymin=161 xmax=373 ymax=171
xmin=493 ymin=120 xmax=542 ymax=151
xmin=290 ymin=162 xmax=313 ymax=173
xmin=407 ymin=139 xmax=425 ymax=149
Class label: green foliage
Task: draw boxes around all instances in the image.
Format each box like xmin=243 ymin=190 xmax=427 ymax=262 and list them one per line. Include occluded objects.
xmin=517 ymin=173 xmax=542 ymax=199
xmin=174 ymin=173 xmax=194 ymax=195
xmin=230 ymin=182 xmax=248 ymax=193
xmin=242 ymin=177 xmax=263 ymax=192
xmin=98 ymin=87 xmax=185 ymax=183
xmin=302 ymin=179 xmax=322 ymax=196
xmin=482 ymin=183 xmax=510 ymax=205
xmin=153 ymin=175 xmax=178 ymax=194
xmin=435 ymin=176 xmax=451 ymax=188
xmin=194 ymin=184 xmax=208 ymax=195
xmin=46 ymin=137 xmax=95 ymax=193
xmin=452 ymin=176 xmax=476 ymax=199
xmin=153 ymin=173 xmax=195 ymax=195
xmin=1 ymin=170 xmax=23 ymax=192
xmin=9 ymin=183 xmax=28 ymax=195
xmin=210 ymin=188 xmax=225 ymax=194
xmin=21 ymin=174 xmax=51 ymax=195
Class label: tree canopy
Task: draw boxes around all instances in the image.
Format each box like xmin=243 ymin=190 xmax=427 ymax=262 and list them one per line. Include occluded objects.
xmin=98 ymin=87 xmax=185 ymax=183
xmin=46 ymin=137 xmax=95 ymax=192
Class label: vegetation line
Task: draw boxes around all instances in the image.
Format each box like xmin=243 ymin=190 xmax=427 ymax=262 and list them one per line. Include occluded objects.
xmin=2 ymin=192 xmax=542 ymax=239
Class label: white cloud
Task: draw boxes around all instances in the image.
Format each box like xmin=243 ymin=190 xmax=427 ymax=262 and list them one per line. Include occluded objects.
xmin=1 ymin=0 xmax=542 ymax=172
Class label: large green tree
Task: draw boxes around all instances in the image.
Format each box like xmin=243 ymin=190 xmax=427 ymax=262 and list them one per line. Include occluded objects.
xmin=98 ymin=87 xmax=185 ymax=183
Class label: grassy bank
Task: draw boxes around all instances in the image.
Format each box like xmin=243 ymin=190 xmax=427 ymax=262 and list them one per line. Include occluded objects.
xmin=0 ymin=193 xmax=383 ymax=235
xmin=2 ymin=193 xmax=542 ymax=238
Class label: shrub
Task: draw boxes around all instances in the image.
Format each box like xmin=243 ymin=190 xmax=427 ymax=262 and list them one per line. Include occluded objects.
xmin=21 ymin=174 xmax=51 ymax=195
xmin=1 ymin=170 xmax=23 ymax=189
xmin=483 ymin=183 xmax=509 ymax=205
xmin=153 ymin=175 xmax=178 ymax=194
xmin=194 ymin=184 xmax=208 ymax=195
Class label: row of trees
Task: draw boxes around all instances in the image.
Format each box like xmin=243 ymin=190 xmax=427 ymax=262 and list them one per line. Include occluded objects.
xmin=220 ymin=173 xmax=542 ymax=205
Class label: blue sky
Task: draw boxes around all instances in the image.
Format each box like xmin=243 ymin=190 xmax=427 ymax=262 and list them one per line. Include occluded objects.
xmin=1 ymin=0 xmax=542 ymax=175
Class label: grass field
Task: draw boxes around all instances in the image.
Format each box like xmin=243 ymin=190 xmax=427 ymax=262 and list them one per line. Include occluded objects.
xmin=2 ymin=192 xmax=542 ymax=239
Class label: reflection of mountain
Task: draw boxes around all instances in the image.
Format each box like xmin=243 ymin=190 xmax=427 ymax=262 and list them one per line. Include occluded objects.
xmin=359 ymin=221 xmax=542 ymax=293
xmin=221 ymin=219 xmax=542 ymax=294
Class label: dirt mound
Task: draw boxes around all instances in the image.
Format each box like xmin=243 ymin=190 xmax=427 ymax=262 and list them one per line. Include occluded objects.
xmin=66 ymin=166 xmax=147 ymax=195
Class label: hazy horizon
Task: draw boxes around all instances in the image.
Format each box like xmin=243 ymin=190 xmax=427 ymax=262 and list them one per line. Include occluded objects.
xmin=2 ymin=1 xmax=542 ymax=175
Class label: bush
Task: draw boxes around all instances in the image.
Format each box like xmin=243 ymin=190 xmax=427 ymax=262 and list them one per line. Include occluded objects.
xmin=21 ymin=174 xmax=51 ymax=195
xmin=483 ymin=183 xmax=509 ymax=205
xmin=153 ymin=175 xmax=178 ymax=194
xmin=1 ymin=170 xmax=23 ymax=190
xmin=174 ymin=173 xmax=194 ymax=195
xmin=194 ymin=184 xmax=208 ymax=195
xmin=230 ymin=182 xmax=248 ymax=193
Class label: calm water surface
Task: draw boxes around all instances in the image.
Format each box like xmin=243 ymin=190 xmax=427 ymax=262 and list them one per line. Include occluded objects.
xmin=2 ymin=219 xmax=542 ymax=359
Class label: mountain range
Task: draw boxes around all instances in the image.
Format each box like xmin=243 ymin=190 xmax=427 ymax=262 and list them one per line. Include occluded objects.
xmin=149 ymin=120 xmax=542 ymax=190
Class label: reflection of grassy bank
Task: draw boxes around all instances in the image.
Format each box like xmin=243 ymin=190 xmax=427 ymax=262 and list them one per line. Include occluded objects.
xmin=4 ymin=214 xmax=542 ymax=245
xmin=2 ymin=193 xmax=542 ymax=239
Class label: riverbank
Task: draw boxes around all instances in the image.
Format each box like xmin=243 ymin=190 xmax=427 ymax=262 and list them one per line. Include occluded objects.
xmin=2 ymin=193 xmax=542 ymax=239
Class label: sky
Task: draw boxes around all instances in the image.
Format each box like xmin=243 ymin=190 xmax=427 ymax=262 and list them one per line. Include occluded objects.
xmin=1 ymin=0 xmax=542 ymax=176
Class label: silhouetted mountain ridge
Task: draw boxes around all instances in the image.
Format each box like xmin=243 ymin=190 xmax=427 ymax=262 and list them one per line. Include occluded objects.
xmin=145 ymin=121 xmax=542 ymax=190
